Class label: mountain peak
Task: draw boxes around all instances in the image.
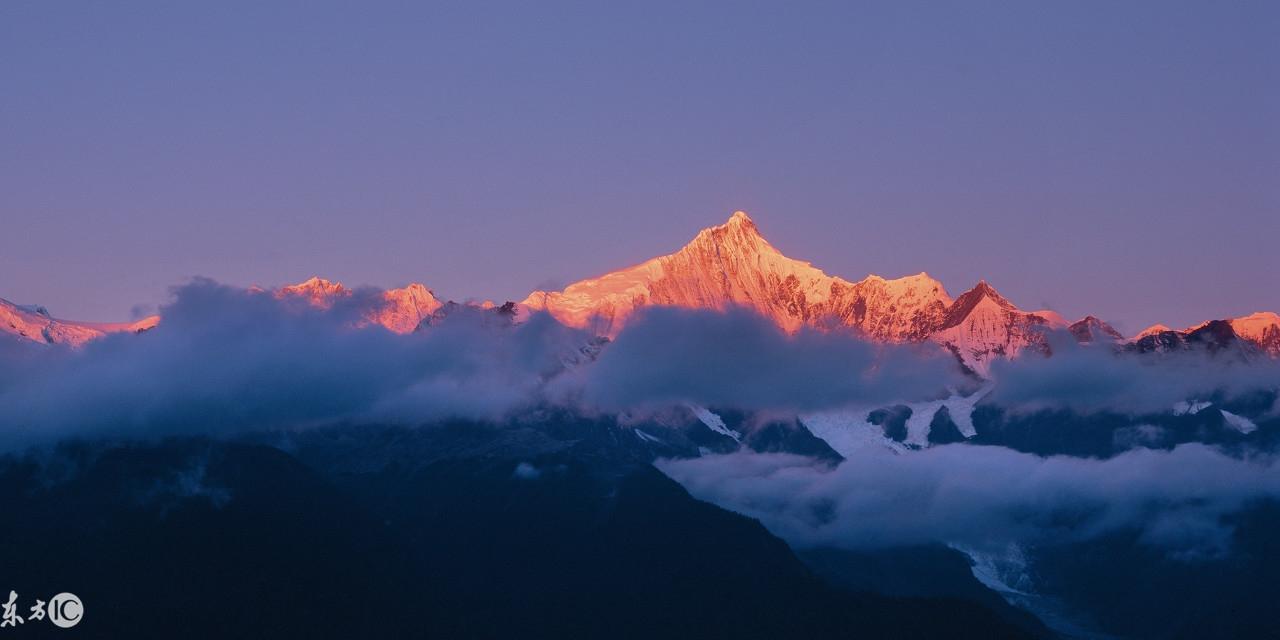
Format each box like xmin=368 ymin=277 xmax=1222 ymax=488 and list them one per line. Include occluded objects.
xmin=1129 ymin=312 xmax=1280 ymax=356
xmin=940 ymin=280 xmax=1016 ymax=328
xmin=690 ymin=210 xmax=768 ymax=250
xmin=282 ymin=276 xmax=343 ymax=292
xmin=1233 ymin=311 xmax=1280 ymax=327
xmin=1069 ymin=315 xmax=1124 ymax=343
xmin=278 ymin=276 xmax=348 ymax=307
xmin=1135 ymin=323 xmax=1174 ymax=339
xmin=958 ymin=280 xmax=1009 ymax=307
xmin=1227 ymin=311 xmax=1280 ymax=356
xmin=930 ymin=280 xmax=1059 ymax=374
xmin=521 ymin=210 xmax=955 ymax=339
xmin=971 ymin=279 xmax=999 ymax=296
xmin=373 ymin=283 xmax=443 ymax=333
xmin=1 ymin=297 xmax=151 ymax=347
xmin=296 ymin=276 xmax=337 ymax=290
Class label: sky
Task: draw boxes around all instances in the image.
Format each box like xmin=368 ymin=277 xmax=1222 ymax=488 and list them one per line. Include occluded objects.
xmin=2 ymin=1 xmax=1276 ymax=333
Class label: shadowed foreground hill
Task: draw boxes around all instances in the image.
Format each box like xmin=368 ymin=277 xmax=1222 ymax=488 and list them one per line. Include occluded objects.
xmin=0 ymin=422 xmax=1031 ymax=640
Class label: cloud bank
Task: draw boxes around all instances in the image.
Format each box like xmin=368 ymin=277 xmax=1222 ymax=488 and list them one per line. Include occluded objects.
xmin=4 ymin=278 xmax=1280 ymax=564
xmin=566 ymin=306 xmax=964 ymax=411
xmin=2 ymin=279 xmax=1279 ymax=457
xmin=988 ymin=333 xmax=1280 ymax=414
xmin=658 ymin=444 xmax=1280 ymax=559
xmin=0 ymin=280 xmax=966 ymax=451
xmin=0 ymin=279 xmax=590 ymax=449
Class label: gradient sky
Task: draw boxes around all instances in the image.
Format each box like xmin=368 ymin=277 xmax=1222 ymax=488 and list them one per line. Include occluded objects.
xmin=2 ymin=1 xmax=1276 ymax=333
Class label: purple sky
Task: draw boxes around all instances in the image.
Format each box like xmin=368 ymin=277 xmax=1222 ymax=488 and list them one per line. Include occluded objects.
xmin=2 ymin=1 xmax=1276 ymax=334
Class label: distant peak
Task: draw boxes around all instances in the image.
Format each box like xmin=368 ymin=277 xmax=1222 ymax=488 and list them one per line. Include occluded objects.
xmin=714 ymin=210 xmax=761 ymax=236
xmin=277 ymin=276 xmax=349 ymax=306
xmin=968 ymin=280 xmax=1004 ymax=300
xmin=1235 ymin=311 xmax=1280 ymax=323
xmin=1069 ymin=315 xmax=1123 ymax=342
xmin=281 ymin=276 xmax=346 ymax=294
xmin=384 ymin=282 xmax=439 ymax=303
xmin=689 ymin=210 xmax=769 ymax=251
xmin=900 ymin=271 xmax=944 ymax=286
xmin=1134 ymin=324 xmax=1175 ymax=340
xmin=394 ymin=282 xmax=434 ymax=296
xmin=937 ymin=279 xmax=1017 ymax=329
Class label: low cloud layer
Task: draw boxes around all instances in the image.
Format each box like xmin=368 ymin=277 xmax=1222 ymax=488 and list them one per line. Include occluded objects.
xmin=566 ymin=306 xmax=964 ymax=411
xmin=0 ymin=287 xmax=968 ymax=450
xmin=5 ymin=279 xmax=1280 ymax=564
xmin=0 ymin=279 xmax=591 ymax=449
xmin=659 ymin=444 xmax=1280 ymax=559
xmin=2 ymin=280 xmax=1279 ymax=455
xmin=988 ymin=332 xmax=1280 ymax=414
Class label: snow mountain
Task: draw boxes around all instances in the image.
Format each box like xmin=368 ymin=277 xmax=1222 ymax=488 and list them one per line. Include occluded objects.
xmin=0 ymin=297 xmax=158 ymax=347
xmin=522 ymin=211 xmax=953 ymax=340
xmin=523 ymin=211 xmax=1112 ymax=374
xmin=926 ymin=281 xmax=1066 ymax=375
xmin=1225 ymin=312 xmax=1280 ymax=356
xmin=275 ymin=276 xmax=443 ymax=333
xmin=4 ymin=211 xmax=1276 ymax=375
xmin=1068 ymin=315 xmax=1124 ymax=343
xmin=1127 ymin=313 xmax=1280 ymax=359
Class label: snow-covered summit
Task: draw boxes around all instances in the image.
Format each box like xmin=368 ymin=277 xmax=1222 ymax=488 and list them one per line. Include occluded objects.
xmin=274 ymin=276 xmax=443 ymax=333
xmin=1228 ymin=312 xmax=1280 ymax=356
xmin=927 ymin=281 xmax=1060 ymax=375
xmin=0 ymin=297 xmax=157 ymax=347
xmin=522 ymin=211 xmax=953 ymax=341
xmin=1068 ymin=315 xmax=1124 ymax=343
xmin=1129 ymin=312 xmax=1280 ymax=357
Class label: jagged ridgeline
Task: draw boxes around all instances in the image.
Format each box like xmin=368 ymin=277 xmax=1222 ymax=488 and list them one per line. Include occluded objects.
xmin=4 ymin=211 xmax=1278 ymax=376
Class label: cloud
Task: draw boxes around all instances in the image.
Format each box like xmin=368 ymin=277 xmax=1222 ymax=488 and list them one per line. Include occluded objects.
xmin=3 ymin=281 xmax=1277 ymax=459
xmin=987 ymin=334 xmax=1280 ymax=414
xmin=658 ymin=444 xmax=1280 ymax=559
xmin=0 ymin=283 xmax=965 ymax=451
xmin=0 ymin=278 xmax=593 ymax=450
xmin=564 ymin=306 xmax=965 ymax=412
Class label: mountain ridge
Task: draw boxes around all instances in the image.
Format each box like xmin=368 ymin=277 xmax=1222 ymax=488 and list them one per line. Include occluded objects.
xmin=1 ymin=297 xmax=158 ymax=347
xmin=522 ymin=211 xmax=956 ymax=342
xmin=3 ymin=211 xmax=1276 ymax=371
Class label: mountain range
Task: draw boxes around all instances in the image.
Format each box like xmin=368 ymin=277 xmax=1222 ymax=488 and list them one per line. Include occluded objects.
xmin=4 ymin=211 xmax=1277 ymax=374
xmin=4 ymin=212 xmax=1280 ymax=640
